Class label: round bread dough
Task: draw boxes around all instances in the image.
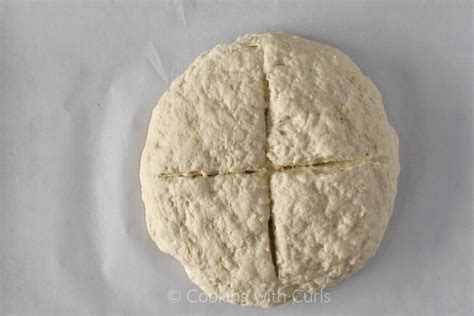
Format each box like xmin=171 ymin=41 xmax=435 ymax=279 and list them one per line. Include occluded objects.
xmin=140 ymin=32 xmax=400 ymax=308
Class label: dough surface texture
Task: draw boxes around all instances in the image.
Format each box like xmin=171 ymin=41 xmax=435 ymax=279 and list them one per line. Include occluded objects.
xmin=140 ymin=32 xmax=399 ymax=307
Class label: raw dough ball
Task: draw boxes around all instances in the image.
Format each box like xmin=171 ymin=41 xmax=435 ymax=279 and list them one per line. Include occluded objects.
xmin=140 ymin=33 xmax=399 ymax=308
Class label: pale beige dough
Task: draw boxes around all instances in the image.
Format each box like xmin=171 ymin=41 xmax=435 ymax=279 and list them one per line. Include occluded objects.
xmin=140 ymin=32 xmax=399 ymax=307
xmin=141 ymin=40 xmax=267 ymax=176
xmin=142 ymin=172 xmax=277 ymax=307
xmin=261 ymin=33 xmax=399 ymax=166
xmin=270 ymin=159 xmax=398 ymax=298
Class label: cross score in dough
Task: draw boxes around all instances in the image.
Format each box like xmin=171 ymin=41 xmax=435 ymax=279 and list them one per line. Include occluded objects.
xmin=140 ymin=33 xmax=400 ymax=308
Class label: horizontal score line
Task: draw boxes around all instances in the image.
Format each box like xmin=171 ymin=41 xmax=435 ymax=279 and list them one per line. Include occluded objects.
xmin=155 ymin=156 xmax=390 ymax=179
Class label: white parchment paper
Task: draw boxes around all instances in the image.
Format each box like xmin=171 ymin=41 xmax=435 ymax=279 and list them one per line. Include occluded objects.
xmin=1 ymin=1 xmax=472 ymax=315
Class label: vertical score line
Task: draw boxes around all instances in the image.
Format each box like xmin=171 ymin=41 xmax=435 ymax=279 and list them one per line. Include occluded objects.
xmin=262 ymin=56 xmax=279 ymax=278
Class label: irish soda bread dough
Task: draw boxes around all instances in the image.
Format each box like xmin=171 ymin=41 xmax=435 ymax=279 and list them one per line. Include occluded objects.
xmin=140 ymin=33 xmax=400 ymax=307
